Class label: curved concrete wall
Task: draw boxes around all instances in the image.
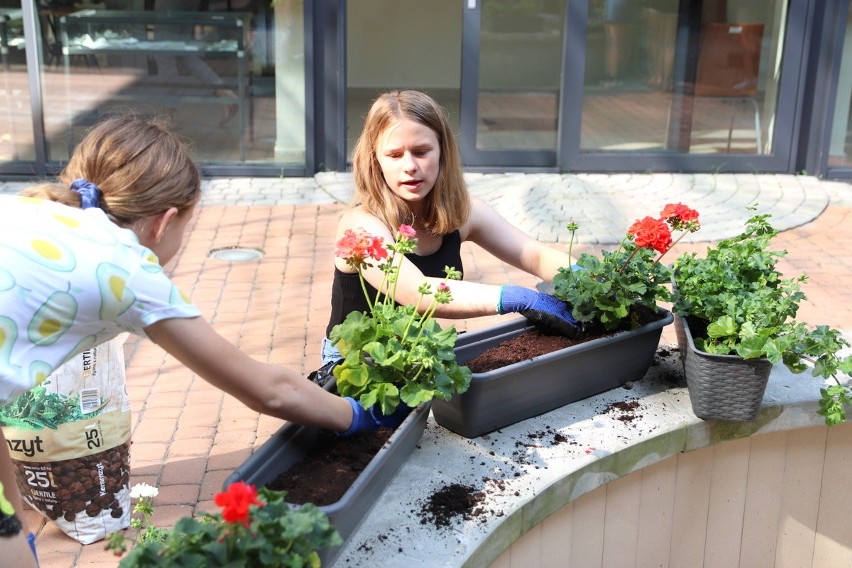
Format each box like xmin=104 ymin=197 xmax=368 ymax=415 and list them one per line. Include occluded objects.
xmin=489 ymin=422 xmax=852 ymax=568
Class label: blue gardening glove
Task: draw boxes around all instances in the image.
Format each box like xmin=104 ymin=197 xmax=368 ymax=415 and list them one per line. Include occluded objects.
xmin=337 ymin=398 xmax=414 ymax=436
xmin=498 ymin=285 xmax=582 ymax=338
xmin=338 ymin=397 xmax=377 ymax=437
xmin=370 ymin=402 xmax=413 ymax=429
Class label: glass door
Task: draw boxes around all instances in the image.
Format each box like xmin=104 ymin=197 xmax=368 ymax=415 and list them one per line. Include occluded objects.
xmin=460 ymin=0 xmax=802 ymax=173
xmin=459 ymin=0 xmax=567 ymax=167
xmin=345 ymin=0 xmax=463 ymax=162
xmin=570 ymin=0 xmax=800 ymax=173
xmin=0 ymin=2 xmax=39 ymax=175
xmin=828 ymin=3 xmax=852 ymax=171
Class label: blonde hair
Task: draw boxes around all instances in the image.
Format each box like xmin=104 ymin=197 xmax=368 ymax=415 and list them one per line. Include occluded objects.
xmin=22 ymin=114 xmax=201 ymax=225
xmin=351 ymin=90 xmax=470 ymax=234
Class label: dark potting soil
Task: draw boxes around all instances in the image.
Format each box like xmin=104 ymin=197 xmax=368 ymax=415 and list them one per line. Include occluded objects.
xmin=465 ymin=305 xmax=663 ymax=373
xmin=418 ymin=483 xmax=486 ymax=528
xmin=464 ymin=330 xmax=579 ymax=373
xmin=266 ymin=427 xmax=394 ymax=506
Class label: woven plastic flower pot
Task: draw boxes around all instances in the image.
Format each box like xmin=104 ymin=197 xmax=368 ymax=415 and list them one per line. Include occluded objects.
xmin=674 ymin=314 xmax=773 ymax=421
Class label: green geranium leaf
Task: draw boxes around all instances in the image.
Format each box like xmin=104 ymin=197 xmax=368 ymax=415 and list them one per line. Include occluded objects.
xmin=371 ymin=382 xmax=400 ymax=415
xmin=335 ymin=360 xmax=370 ymax=390
xmin=706 ymin=316 xmax=737 ymax=338
xmin=401 ymin=382 xmax=437 ymax=407
xmin=365 ymin=339 xmax=406 ymax=370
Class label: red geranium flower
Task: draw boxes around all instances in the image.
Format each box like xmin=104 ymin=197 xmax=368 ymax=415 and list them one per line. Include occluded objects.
xmin=627 ymin=216 xmax=672 ymax=254
xmin=214 ymin=482 xmax=263 ymax=527
xmin=660 ymin=203 xmax=701 ymax=232
xmin=335 ymin=228 xmax=388 ymax=266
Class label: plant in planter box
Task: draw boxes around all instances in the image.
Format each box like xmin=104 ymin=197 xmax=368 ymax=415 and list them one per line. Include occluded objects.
xmin=552 ymin=202 xmax=701 ymax=330
xmin=224 ymin=226 xmax=472 ymax=565
xmin=432 ymin=204 xmax=700 ymax=438
xmin=671 ymin=211 xmax=852 ymax=424
xmin=330 ymin=224 xmax=472 ymax=415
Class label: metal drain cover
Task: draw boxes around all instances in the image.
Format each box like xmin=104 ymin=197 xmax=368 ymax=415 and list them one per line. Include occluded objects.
xmin=208 ymin=247 xmax=264 ymax=262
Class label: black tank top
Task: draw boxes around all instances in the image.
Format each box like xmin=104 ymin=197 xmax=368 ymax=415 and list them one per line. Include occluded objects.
xmin=326 ymin=230 xmax=464 ymax=337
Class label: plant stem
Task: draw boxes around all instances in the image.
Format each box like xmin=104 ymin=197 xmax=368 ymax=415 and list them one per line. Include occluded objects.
xmin=388 ymin=250 xmax=404 ymax=307
xmin=567 ymin=227 xmax=576 ymax=269
xmin=618 ymin=246 xmax=640 ymax=275
xmin=655 ymin=230 xmax=688 ymax=264
xmin=401 ymin=293 xmax=425 ymax=343
xmin=407 ymin=297 xmax=438 ymax=359
xmin=356 ymin=267 xmax=375 ymax=311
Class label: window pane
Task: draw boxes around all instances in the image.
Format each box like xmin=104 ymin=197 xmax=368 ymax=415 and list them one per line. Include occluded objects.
xmin=346 ymin=0 xmax=462 ymax=159
xmin=41 ymin=0 xmax=303 ymax=166
xmin=581 ymin=0 xmax=786 ymax=156
xmin=475 ymin=0 xmax=564 ymax=151
xmin=0 ymin=7 xmax=34 ymax=162
xmin=828 ymin=5 xmax=852 ymax=168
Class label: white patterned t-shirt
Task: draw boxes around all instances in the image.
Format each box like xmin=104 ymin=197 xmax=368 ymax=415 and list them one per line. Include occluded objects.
xmin=0 ymin=195 xmax=201 ymax=405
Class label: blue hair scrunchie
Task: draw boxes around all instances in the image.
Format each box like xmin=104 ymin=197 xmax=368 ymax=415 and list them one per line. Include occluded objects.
xmin=70 ymin=178 xmax=102 ymax=209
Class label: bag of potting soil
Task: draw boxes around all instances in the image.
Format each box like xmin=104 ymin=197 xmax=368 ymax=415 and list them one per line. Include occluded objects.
xmin=0 ymin=336 xmax=132 ymax=544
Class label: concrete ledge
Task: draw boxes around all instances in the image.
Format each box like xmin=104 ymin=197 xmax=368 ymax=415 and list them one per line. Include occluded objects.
xmin=333 ymin=346 xmax=840 ymax=568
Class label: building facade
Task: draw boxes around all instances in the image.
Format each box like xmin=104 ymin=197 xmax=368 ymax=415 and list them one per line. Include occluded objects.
xmin=3 ymin=0 xmax=852 ymax=180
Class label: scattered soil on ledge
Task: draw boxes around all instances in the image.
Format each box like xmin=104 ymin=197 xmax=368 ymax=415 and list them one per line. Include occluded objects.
xmin=266 ymin=428 xmax=394 ymax=506
xmin=653 ymin=346 xmax=687 ymax=386
xmin=418 ymin=483 xmax=487 ymax=528
xmin=603 ymin=399 xmax=642 ymax=422
xmin=417 ymin=477 xmax=515 ymax=530
xmin=416 ymin=426 xmax=586 ymax=530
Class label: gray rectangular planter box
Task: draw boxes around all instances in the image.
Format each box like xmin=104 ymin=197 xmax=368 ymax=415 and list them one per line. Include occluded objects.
xmin=224 ymin=382 xmax=430 ymax=566
xmin=432 ymin=310 xmax=673 ymax=438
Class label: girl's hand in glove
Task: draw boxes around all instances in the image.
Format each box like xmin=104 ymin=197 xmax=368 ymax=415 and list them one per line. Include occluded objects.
xmin=498 ymin=285 xmax=582 ymax=338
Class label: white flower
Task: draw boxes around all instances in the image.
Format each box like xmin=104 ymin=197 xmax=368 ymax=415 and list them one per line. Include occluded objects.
xmin=129 ymin=483 xmax=159 ymax=500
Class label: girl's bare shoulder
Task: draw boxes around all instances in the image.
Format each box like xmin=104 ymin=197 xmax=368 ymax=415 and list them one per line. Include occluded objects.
xmin=336 ymin=206 xmax=394 ymax=239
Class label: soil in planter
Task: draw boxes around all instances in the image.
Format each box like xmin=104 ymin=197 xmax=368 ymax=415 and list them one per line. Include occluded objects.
xmin=266 ymin=427 xmax=394 ymax=506
xmin=683 ymin=315 xmax=710 ymax=338
xmin=466 ymin=305 xmax=664 ymax=373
